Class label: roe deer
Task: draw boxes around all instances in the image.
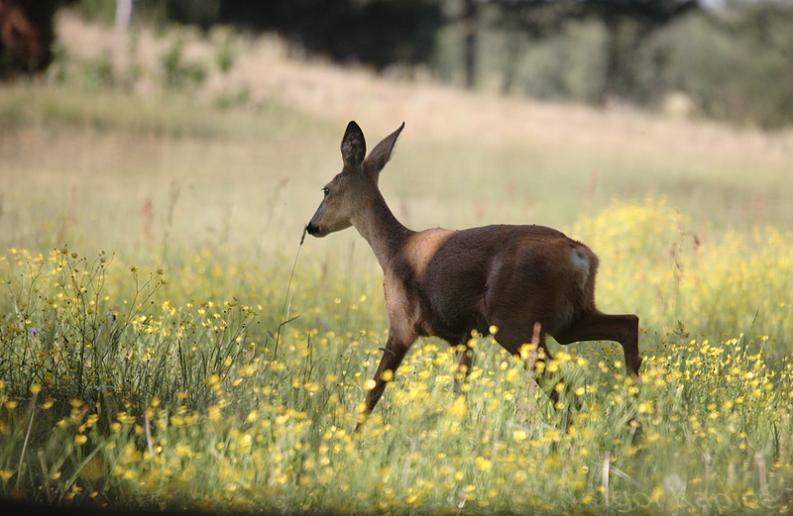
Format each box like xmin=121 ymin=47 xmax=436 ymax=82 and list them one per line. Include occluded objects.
xmin=306 ymin=121 xmax=642 ymax=422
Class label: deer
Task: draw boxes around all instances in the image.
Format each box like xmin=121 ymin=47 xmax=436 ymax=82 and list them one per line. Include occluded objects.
xmin=305 ymin=121 xmax=642 ymax=424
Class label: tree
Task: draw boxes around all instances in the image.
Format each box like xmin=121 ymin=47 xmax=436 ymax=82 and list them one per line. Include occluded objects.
xmin=488 ymin=0 xmax=700 ymax=102
xmin=585 ymin=0 xmax=700 ymax=102
xmin=644 ymin=0 xmax=793 ymax=127
xmin=462 ymin=0 xmax=479 ymax=88
xmin=487 ymin=0 xmax=581 ymax=93
xmin=162 ymin=0 xmax=444 ymax=71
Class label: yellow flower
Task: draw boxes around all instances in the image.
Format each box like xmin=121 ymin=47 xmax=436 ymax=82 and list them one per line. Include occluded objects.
xmin=650 ymin=486 xmax=664 ymax=503
xmin=449 ymin=396 xmax=468 ymax=419
xmin=474 ymin=456 xmax=492 ymax=472
xmin=175 ymin=443 xmax=192 ymax=458
xmin=74 ymin=434 xmax=88 ymax=445
xmin=239 ymin=433 xmax=253 ymax=453
xmin=207 ymin=405 xmax=221 ymax=422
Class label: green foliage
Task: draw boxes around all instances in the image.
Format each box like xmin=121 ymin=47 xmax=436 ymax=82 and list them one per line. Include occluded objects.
xmin=44 ymin=46 xmax=119 ymax=92
xmin=81 ymin=51 xmax=115 ymax=90
xmin=33 ymin=20 xmax=236 ymax=103
xmin=211 ymin=27 xmax=236 ymax=74
xmin=492 ymin=20 xmax=608 ymax=104
xmin=464 ymin=1 xmax=793 ymax=127
xmin=76 ymin=0 xmax=168 ymax=26
xmin=213 ymin=85 xmax=250 ymax=111
xmin=46 ymin=42 xmax=70 ymax=85
xmin=159 ymin=37 xmax=207 ymax=91
xmin=75 ymin=0 xmax=116 ymax=22
xmin=636 ymin=11 xmax=793 ymax=128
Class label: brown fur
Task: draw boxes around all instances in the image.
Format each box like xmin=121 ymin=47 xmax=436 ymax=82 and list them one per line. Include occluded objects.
xmin=306 ymin=121 xmax=642 ymax=423
xmin=403 ymin=229 xmax=454 ymax=280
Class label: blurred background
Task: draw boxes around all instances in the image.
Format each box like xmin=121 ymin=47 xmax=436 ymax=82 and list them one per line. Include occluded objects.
xmin=1 ymin=0 xmax=791 ymax=264
xmin=4 ymin=0 xmax=793 ymax=126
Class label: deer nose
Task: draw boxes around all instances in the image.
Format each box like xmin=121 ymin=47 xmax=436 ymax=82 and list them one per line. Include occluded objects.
xmin=305 ymin=222 xmax=320 ymax=235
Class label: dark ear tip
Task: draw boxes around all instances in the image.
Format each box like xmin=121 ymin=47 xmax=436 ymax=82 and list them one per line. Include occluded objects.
xmin=347 ymin=120 xmax=361 ymax=131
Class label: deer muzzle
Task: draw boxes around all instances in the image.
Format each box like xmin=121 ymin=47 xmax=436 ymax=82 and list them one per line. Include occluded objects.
xmin=305 ymin=222 xmax=322 ymax=236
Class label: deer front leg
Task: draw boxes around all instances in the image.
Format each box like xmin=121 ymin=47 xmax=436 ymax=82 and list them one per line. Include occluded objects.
xmin=357 ymin=335 xmax=412 ymax=430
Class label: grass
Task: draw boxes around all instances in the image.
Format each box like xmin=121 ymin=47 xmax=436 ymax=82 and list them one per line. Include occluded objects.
xmin=0 ymin=14 xmax=792 ymax=514
xmin=0 ymin=212 xmax=791 ymax=513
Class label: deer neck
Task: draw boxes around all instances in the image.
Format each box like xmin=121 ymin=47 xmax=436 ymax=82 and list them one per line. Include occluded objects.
xmin=351 ymin=189 xmax=412 ymax=270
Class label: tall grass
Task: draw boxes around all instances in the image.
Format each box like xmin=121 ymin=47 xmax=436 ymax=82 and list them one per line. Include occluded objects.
xmin=0 ymin=202 xmax=791 ymax=511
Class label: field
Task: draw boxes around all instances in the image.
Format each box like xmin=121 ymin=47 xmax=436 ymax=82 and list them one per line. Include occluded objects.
xmin=1 ymin=14 xmax=792 ymax=513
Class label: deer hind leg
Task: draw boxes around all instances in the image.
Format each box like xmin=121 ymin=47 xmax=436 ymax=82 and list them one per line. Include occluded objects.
xmin=491 ymin=321 xmax=559 ymax=405
xmin=553 ymin=312 xmax=641 ymax=376
xmin=454 ymin=344 xmax=474 ymax=395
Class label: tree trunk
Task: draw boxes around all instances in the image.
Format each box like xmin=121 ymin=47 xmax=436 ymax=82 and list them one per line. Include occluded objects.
xmin=114 ymin=0 xmax=133 ymax=80
xmin=115 ymin=0 xmax=133 ymax=33
xmin=500 ymin=31 xmax=523 ymax=95
xmin=599 ymin=16 xmax=622 ymax=105
xmin=463 ymin=0 xmax=479 ymax=89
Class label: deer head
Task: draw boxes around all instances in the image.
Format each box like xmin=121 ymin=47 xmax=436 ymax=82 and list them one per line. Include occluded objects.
xmin=305 ymin=121 xmax=404 ymax=238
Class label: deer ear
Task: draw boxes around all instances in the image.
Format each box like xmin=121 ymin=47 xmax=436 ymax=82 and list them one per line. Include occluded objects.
xmin=364 ymin=122 xmax=405 ymax=183
xmin=341 ymin=121 xmax=366 ymax=168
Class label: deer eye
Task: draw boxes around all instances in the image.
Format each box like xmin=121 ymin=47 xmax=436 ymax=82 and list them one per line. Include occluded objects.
xmin=322 ymin=187 xmax=330 ymax=197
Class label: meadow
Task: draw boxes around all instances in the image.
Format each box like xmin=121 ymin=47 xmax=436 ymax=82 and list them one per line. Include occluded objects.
xmin=0 ymin=14 xmax=792 ymax=514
